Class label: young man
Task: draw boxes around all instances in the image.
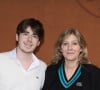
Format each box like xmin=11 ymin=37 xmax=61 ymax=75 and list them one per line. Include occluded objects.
xmin=0 ymin=18 xmax=47 ymax=90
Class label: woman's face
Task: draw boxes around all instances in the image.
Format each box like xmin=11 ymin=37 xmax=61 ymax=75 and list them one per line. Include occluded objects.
xmin=61 ymin=34 xmax=81 ymax=62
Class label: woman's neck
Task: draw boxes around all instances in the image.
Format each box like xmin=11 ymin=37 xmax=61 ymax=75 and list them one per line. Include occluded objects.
xmin=64 ymin=60 xmax=79 ymax=80
xmin=64 ymin=60 xmax=79 ymax=69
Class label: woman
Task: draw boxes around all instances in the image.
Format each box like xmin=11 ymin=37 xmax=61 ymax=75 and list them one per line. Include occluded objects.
xmin=42 ymin=28 xmax=100 ymax=90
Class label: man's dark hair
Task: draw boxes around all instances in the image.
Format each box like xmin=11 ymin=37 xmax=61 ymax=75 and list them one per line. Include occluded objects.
xmin=16 ymin=18 xmax=44 ymax=41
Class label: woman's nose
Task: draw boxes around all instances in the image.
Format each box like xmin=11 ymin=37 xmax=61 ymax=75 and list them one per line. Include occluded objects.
xmin=67 ymin=44 xmax=72 ymax=50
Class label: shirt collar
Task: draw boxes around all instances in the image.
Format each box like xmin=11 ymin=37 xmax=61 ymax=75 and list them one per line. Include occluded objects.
xmin=10 ymin=48 xmax=40 ymax=69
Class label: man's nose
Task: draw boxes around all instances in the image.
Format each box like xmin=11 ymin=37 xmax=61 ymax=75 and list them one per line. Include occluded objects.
xmin=28 ymin=35 xmax=32 ymax=42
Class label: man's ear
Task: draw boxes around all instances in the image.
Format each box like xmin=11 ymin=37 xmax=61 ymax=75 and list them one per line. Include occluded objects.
xmin=16 ymin=34 xmax=18 ymax=41
xmin=37 ymin=41 xmax=40 ymax=47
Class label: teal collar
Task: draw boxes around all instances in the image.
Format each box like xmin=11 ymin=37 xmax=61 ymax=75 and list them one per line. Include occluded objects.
xmin=58 ymin=63 xmax=81 ymax=88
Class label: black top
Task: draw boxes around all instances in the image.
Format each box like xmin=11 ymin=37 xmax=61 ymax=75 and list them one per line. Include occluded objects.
xmin=42 ymin=61 xmax=100 ymax=90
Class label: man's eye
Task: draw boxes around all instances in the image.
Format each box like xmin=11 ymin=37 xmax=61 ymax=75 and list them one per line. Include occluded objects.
xmin=32 ymin=35 xmax=39 ymax=39
xmin=23 ymin=33 xmax=28 ymax=36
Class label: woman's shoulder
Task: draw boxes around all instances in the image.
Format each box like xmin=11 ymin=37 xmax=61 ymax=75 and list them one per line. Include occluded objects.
xmin=46 ymin=64 xmax=59 ymax=72
xmin=82 ymin=64 xmax=100 ymax=74
xmin=47 ymin=60 xmax=63 ymax=71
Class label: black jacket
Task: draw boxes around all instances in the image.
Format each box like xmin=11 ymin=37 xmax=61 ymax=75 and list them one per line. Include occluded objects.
xmin=42 ymin=62 xmax=100 ymax=90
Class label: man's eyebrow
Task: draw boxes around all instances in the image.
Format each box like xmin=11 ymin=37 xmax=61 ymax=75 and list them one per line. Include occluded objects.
xmin=33 ymin=33 xmax=37 ymax=35
xmin=23 ymin=31 xmax=37 ymax=35
xmin=23 ymin=31 xmax=29 ymax=33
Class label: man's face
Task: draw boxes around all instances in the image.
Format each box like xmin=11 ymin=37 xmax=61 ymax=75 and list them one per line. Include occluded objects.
xmin=16 ymin=26 xmax=40 ymax=53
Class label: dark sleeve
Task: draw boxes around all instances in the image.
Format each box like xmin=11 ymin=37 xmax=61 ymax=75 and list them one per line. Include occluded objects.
xmin=86 ymin=64 xmax=100 ymax=90
xmin=42 ymin=65 xmax=58 ymax=90
xmin=93 ymin=66 xmax=100 ymax=90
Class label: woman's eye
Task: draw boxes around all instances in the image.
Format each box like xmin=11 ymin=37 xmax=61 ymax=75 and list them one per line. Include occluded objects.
xmin=63 ymin=42 xmax=68 ymax=45
xmin=73 ymin=42 xmax=78 ymax=45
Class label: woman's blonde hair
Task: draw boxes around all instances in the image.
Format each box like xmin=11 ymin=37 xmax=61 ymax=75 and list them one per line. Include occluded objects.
xmin=52 ymin=28 xmax=89 ymax=64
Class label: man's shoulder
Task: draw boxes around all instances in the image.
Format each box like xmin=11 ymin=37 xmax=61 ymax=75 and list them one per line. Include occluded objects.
xmin=36 ymin=59 xmax=47 ymax=72
xmin=0 ymin=49 xmax=14 ymax=56
xmin=0 ymin=54 xmax=13 ymax=68
xmin=39 ymin=60 xmax=47 ymax=68
xmin=0 ymin=53 xmax=10 ymax=61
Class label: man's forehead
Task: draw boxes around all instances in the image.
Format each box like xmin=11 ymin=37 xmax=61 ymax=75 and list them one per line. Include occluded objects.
xmin=24 ymin=29 xmax=37 ymax=35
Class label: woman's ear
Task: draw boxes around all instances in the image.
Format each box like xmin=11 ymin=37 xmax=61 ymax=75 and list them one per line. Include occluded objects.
xmin=80 ymin=49 xmax=82 ymax=53
xmin=59 ymin=47 xmax=62 ymax=52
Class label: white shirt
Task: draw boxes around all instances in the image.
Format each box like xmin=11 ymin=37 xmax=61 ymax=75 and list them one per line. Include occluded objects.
xmin=9 ymin=49 xmax=41 ymax=76
xmin=0 ymin=49 xmax=47 ymax=90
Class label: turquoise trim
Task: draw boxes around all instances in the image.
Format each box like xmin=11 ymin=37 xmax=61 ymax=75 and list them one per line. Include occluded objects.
xmin=58 ymin=63 xmax=81 ymax=88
